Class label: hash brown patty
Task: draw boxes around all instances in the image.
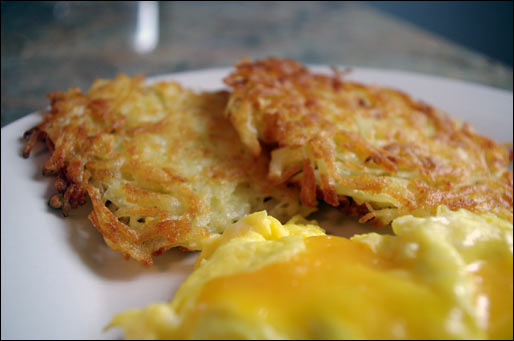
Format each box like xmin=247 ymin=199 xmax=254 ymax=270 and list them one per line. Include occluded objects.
xmin=224 ymin=58 xmax=513 ymax=225
xmin=24 ymin=74 xmax=310 ymax=265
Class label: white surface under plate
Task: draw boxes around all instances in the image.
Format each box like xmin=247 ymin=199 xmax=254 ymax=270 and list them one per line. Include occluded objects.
xmin=2 ymin=67 xmax=513 ymax=339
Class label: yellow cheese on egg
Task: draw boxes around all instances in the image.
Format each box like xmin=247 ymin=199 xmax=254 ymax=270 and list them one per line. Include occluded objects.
xmin=110 ymin=207 xmax=513 ymax=339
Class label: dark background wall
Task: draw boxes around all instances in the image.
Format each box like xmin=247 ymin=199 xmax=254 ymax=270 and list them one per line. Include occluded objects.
xmin=369 ymin=1 xmax=513 ymax=66
xmin=2 ymin=1 xmax=512 ymax=66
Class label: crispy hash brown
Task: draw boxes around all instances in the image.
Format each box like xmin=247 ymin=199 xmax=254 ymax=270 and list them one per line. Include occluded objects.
xmin=224 ymin=58 xmax=513 ymax=225
xmin=24 ymin=74 xmax=310 ymax=265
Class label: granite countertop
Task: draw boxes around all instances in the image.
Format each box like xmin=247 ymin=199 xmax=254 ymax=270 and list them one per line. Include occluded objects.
xmin=2 ymin=1 xmax=512 ymax=127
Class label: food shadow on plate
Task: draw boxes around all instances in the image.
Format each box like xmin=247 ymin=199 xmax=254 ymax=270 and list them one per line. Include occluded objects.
xmin=22 ymin=135 xmax=196 ymax=280
xmin=64 ymin=202 xmax=197 ymax=279
xmin=308 ymin=202 xmax=394 ymax=238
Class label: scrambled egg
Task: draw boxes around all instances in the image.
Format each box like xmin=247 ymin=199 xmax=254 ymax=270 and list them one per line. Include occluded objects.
xmin=110 ymin=208 xmax=513 ymax=339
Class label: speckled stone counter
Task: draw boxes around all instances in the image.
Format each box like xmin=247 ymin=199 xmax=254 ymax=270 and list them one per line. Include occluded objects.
xmin=2 ymin=1 xmax=512 ymax=126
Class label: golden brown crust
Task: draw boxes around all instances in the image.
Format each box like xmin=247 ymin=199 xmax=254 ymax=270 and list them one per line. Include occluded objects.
xmin=224 ymin=57 xmax=513 ymax=224
xmin=24 ymin=74 xmax=310 ymax=265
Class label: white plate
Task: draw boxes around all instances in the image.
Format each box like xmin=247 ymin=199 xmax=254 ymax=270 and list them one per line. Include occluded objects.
xmin=1 ymin=67 xmax=513 ymax=339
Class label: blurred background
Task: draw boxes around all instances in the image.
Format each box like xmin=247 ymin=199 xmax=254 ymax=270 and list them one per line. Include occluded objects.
xmin=1 ymin=1 xmax=512 ymax=127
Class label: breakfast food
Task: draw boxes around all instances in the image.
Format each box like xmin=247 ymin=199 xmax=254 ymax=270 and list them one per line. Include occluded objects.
xmin=110 ymin=209 xmax=513 ymax=339
xmin=20 ymin=59 xmax=513 ymax=339
xmin=23 ymin=75 xmax=310 ymax=265
xmin=224 ymin=58 xmax=513 ymax=225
